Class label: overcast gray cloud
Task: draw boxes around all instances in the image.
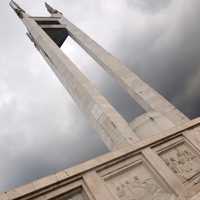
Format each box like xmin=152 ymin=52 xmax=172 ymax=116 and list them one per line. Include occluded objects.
xmin=0 ymin=0 xmax=200 ymax=192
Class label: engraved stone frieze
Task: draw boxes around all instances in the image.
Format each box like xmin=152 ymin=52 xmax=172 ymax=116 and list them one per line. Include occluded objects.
xmin=105 ymin=163 xmax=175 ymax=200
xmin=160 ymin=142 xmax=200 ymax=184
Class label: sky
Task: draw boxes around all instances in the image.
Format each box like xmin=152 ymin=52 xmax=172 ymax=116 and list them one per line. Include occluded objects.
xmin=0 ymin=0 xmax=200 ymax=192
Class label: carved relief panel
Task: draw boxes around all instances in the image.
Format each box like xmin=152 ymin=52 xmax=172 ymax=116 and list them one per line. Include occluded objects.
xmin=159 ymin=140 xmax=200 ymax=196
xmin=104 ymin=161 xmax=175 ymax=200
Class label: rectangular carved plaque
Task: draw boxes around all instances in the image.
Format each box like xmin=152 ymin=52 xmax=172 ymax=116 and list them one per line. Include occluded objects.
xmin=160 ymin=142 xmax=200 ymax=184
xmin=105 ymin=162 xmax=175 ymax=200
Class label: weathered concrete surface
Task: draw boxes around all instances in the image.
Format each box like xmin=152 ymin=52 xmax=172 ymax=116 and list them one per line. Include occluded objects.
xmin=22 ymin=14 xmax=140 ymax=151
xmin=32 ymin=13 xmax=189 ymax=141
xmin=130 ymin=111 xmax=175 ymax=139
xmin=58 ymin=16 xmax=189 ymax=127
xmin=1 ymin=118 xmax=200 ymax=200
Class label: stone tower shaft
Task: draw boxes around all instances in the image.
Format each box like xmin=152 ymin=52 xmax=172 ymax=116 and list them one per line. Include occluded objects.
xmin=10 ymin=1 xmax=188 ymax=150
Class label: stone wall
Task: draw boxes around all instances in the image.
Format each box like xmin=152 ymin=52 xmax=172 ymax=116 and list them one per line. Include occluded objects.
xmin=1 ymin=118 xmax=200 ymax=200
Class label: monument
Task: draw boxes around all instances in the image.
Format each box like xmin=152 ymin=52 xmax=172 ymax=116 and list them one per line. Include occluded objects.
xmin=1 ymin=1 xmax=200 ymax=199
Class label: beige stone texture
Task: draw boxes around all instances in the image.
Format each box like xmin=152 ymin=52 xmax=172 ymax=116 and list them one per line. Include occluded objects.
xmin=130 ymin=111 xmax=175 ymax=139
xmin=1 ymin=118 xmax=200 ymax=199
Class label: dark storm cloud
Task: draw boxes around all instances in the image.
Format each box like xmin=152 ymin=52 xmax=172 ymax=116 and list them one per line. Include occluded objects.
xmin=113 ymin=0 xmax=200 ymax=118
xmin=0 ymin=0 xmax=200 ymax=192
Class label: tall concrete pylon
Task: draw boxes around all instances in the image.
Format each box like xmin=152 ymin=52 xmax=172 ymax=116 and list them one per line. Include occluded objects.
xmin=53 ymin=6 xmax=190 ymax=137
xmin=10 ymin=1 xmax=140 ymax=151
xmin=10 ymin=1 xmax=188 ymax=149
xmin=57 ymin=13 xmax=189 ymax=127
xmin=43 ymin=3 xmax=189 ymax=130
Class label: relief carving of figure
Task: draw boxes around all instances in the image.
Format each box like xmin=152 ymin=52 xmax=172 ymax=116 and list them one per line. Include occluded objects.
xmin=162 ymin=145 xmax=200 ymax=182
xmin=114 ymin=175 xmax=173 ymax=200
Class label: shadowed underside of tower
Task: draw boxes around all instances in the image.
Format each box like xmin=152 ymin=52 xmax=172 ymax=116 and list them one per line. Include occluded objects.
xmin=2 ymin=1 xmax=200 ymax=200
